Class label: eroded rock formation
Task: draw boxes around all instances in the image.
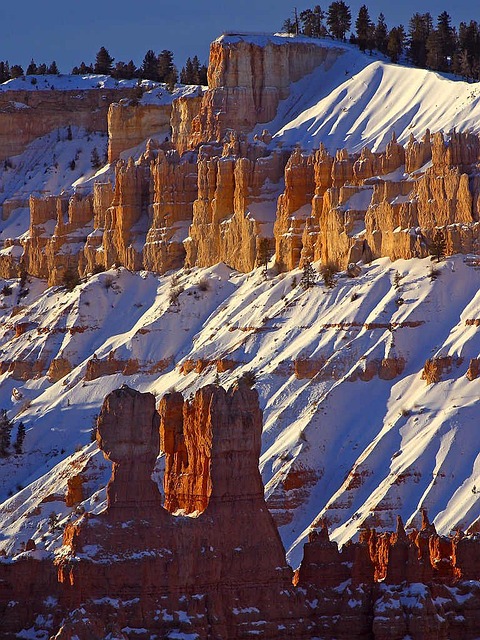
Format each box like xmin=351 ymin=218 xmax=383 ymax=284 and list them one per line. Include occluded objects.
xmin=0 ymin=383 xmax=479 ymax=639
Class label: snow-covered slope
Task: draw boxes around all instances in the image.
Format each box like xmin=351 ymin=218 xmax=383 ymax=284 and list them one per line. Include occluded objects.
xmin=1 ymin=40 xmax=480 ymax=570
xmin=0 ymin=257 xmax=479 ymax=567
xmin=254 ymin=38 xmax=480 ymax=152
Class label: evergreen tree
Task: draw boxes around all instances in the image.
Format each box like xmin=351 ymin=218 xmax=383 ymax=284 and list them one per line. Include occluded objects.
xmin=0 ymin=61 xmax=10 ymax=83
xmin=90 ymin=147 xmax=101 ymax=169
xmin=408 ymin=13 xmax=433 ymax=67
xmin=180 ymin=57 xmax=195 ymax=84
xmin=157 ymin=49 xmax=177 ymax=86
xmin=300 ymin=6 xmax=327 ymax=38
xmin=37 ymin=63 xmax=47 ymax=75
xmin=0 ymin=409 xmax=13 ymax=457
xmin=94 ymin=46 xmax=114 ymax=75
xmin=327 ymin=1 xmax=351 ymax=40
xmin=26 ymin=59 xmax=37 ymax=75
xmin=48 ymin=61 xmax=59 ymax=75
xmin=141 ymin=49 xmax=159 ymax=81
xmin=454 ymin=49 xmax=472 ymax=79
xmin=10 ymin=64 xmax=24 ymax=78
xmin=387 ymin=26 xmax=405 ymax=63
xmin=436 ymin=11 xmax=456 ymax=69
xmin=112 ymin=59 xmax=137 ymax=80
xmin=74 ymin=61 xmax=94 ymax=75
xmin=282 ymin=17 xmax=296 ymax=34
xmin=374 ymin=13 xmax=389 ymax=54
xmin=426 ymin=30 xmax=443 ymax=70
xmin=300 ymin=260 xmax=316 ymax=290
xmin=429 ymin=229 xmax=446 ymax=262
xmin=14 ymin=422 xmax=25 ymax=455
xmin=258 ymin=238 xmax=271 ymax=275
xmin=355 ymin=4 xmax=374 ymax=51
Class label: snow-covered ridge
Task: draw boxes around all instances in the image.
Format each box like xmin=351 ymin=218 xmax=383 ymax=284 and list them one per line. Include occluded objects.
xmin=0 ymin=74 xmax=159 ymax=93
xmin=215 ymin=32 xmax=344 ymax=48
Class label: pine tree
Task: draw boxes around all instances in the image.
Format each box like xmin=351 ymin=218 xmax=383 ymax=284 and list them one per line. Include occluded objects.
xmin=26 ymin=59 xmax=37 ymax=75
xmin=10 ymin=65 xmax=24 ymax=79
xmin=387 ymin=26 xmax=405 ymax=63
xmin=429 ymin=229 xmax=446 ymax=262
xmin=76 ymin=61 xmax=94 ymax=75
xmin=355 ymin=4 xmax=374 ymax=51
xmin=48 ymin=512 xmax=59 ymax=532
xmin=374 ymin=13 xmax=389 ymax=54
xmin=426 ymin=30 xmax=443 ymax=70
xmin=37 ymin=63 xmax=48 ymax=75
xmin=455 ymin=49 xmax=472 ymax=79
xmin=0 ymin=409 xmax=13 ymax=457
xmin=0 ymin=61 xmax=10 ymax=83
xmin=300 ymin=260 xmax=316 ymax=290
xmin=282 ymin=17 xmax=296 ymax=34
xmin=320 ymin=262 xmax=338 ymax=288
xmin=90 ymin=147 xmax=101 ymax=169
xmin=257 ymin=238 xmax=271 ymax=275
xmin=113 ymin=60 xmax=137 ymax=80
xmin=436 ymin=11 xmax=456 ymax=70
xmin=180 ymin=57 xmax=195 ymax=84
xmin=14 ymin=422 xmax=25 ymax=455
xmin=94 ymin=46 xmax=114 ymax=75
xmin=327 ymin=1 xmax=351 ymax=41
xmin=141 ymin=49 xmax=159 ymax=81
xmin=157 ymin=50 xmax=177 ymax=87
xmin=48 ymin=61 xmax=59 ymax=75
xmin=408 ymin=13 xmax=433 ymax=67
xmin=300 ymin=6 xmax=327 ymax=38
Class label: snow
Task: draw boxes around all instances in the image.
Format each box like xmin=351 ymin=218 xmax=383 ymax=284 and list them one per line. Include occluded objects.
xmin=253 ymin=40 xmax=480 ymax=153
xmin=140 ymin=84 xmax=205 ymax=106
xmin=0 ymin=74 xmax=159 ymax=93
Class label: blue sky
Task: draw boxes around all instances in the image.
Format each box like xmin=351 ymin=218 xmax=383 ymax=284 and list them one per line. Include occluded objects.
xmin=0 ymin=1 xmax=476 ymax=72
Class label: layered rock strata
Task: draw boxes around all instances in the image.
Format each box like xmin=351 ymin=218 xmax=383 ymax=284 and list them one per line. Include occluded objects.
xmin=0 ymin=87 xmax=139 ymax=164
xmin=189 ymin=35 xmax=346 ymax=147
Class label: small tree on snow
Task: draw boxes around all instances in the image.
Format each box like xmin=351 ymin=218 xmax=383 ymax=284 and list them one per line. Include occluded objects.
xmin=90 ymin=147 xmax=101 ymax=169
xmin=429 ymin=229 xmax=446 ymax=263
xmin=14 ymin=422 xmax=25 ymax=455
xmin=300 ymin=260 xmax=316 ymax=290
xmin=258 ymin=238 xmax=271 ymax=275
xmin=0 ymin=410 xmax=13 ymax=457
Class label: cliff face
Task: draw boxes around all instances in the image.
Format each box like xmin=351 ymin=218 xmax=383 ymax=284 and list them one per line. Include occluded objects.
xmin=0 ymin=88 xmax=138 ymax=164
xmin=107 ymin=100 xmax=172 ymax=162
xmin=189 ymin=35 xmax=346 ymax=148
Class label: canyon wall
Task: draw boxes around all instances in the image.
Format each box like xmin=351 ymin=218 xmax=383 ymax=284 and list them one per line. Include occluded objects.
xmin=1 ymin=383 xmax=479 ymax=639
xmin=0 ymin=87 xmax=139 ymax=163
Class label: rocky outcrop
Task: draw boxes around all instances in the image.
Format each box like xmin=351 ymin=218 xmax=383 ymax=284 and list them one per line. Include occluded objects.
xmin=186 ymin=141 xmax=286 ymax=271
xmin=189 ymin=35 xmax=346 ymax=148
xmin=108 ymin=100 xmax=172 ymax=162
xmin=52 ymin=382 xmax=306 ymax=639
xmin=5 ymin=115 xmax=480 ymax=282
xmin=143 ymin=149 xmax=198 ymax=273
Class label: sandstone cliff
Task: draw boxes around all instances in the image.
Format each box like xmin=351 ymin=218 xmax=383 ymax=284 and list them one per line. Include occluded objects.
xmin=189 ymin=34 xmax=346 ymax=148
xmin=0 ymin=87 xmax=139 ymax=164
